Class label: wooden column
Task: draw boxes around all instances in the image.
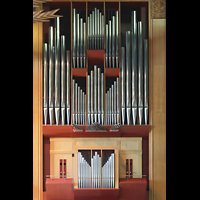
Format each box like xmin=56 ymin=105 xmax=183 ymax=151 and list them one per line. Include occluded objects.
xmin=33 ymin=19 xmax=43 ymax=200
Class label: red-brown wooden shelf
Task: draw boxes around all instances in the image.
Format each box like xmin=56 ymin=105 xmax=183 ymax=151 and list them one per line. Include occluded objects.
xmin=42 ymin=125 xmax=149 ymax=138
xmin=105 ymin=68 xmax=120 ymax=77
xmin=72 ymin=68 xmax=87 ymax=77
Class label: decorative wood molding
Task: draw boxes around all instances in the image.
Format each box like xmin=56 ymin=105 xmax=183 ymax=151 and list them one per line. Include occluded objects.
xmin=150 ymin=0 xmax=166 ymax=19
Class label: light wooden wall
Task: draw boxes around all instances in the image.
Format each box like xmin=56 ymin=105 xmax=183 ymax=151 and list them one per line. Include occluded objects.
xmin=50 ymin=137 xmax=142 ymax=188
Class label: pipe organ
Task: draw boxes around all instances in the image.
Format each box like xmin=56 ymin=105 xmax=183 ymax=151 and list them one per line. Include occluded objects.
xmin=42 ymin=2 xmax=151 ymax=200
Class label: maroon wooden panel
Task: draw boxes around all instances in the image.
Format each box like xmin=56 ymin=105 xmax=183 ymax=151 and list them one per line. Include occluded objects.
xmin=126 ymin=159 xmax=129 ymax=179
xmin=119 ymin=178 xmax=147 ymax=200
xmin=46 ymin=178 xmax=74 ymax=200
xmin=74 ymin=188 xmax=119 ymax=200
xmin=64 ymin=159 xmax=67 ymax=178
xmin=105 ymin=68 xmax=120 ymax=77
xmin=60 ymin=159 xmax=63 ymax=178
xmin=129 ymin=159 xmax=132 ymax=178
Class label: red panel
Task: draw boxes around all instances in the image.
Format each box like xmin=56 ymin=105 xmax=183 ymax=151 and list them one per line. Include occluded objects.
xmin=119 ymin=178 xmax=147 ymax=200
xmin=72 ymin=68 xmax=87 ymax=77
xmin=64 ymin=159 xmax=67 ymax=178
xmin=60 ymin=159 xmax=63 ymax=178
xmin=74 ymin=188 xmax=119 ymax=200
xmin=129 ymin=159 xmax=132 ymax=178
xmin=126 ymin=159 xmax=129 ymax=179
xmin=105 ymin=68 xmax=120 ymax=77
xmin=46 ymin=178 xmax=74 ymax=200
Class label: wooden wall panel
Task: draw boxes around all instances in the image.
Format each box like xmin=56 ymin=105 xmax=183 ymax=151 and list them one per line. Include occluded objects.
xmin=149 ymin=19 xmax=166 ymax=200
xmin=33 ymin=20 xmax=43 ymax=200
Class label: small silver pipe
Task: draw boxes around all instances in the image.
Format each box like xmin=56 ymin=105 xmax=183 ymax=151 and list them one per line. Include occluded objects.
xmin=55 ymin=17 xmax=60 ymax=125
xmin=66 ymin=50 xmax=71 ymax=125
xmin=131 ymin=11 xmax=137 ymax=125
xmin=97 ymin=68 xmax=101 ymax=123
xmin=105 ymin=24 xmax=108 ymax=68
xmin=75 ymin=83 xmax=78 ymax=124
xmin=105 ymin=92 xmax=108 ymax=125
xmin=83 ymin=22 xmax=86 ymax=68
xmin=73 ymin=8 xmax=76 ymax=68
xmin=91 ymin=70 xmax=94 ymax=124
xmin=80 ymin=18 xmax=83 ymax=68
xmin=43 ymin=43 xmax=48 ymax=125
xmin=78 ymin=152 xmax=80 ymax=187
xmin=99 ymin=12 xmax=102 ymax=49
xmin=84 ymin=94 xmax=86 ymax=125
xmin=109 ymin=87 xmax=112 ymax=125
xmin=48 ymin=26 xmax=54 ymax=125
xmin=138 ymin=21 xmax=143 ymax=125
xmin=78 ymin=86 xmax=80 ymax=124
xmin=115 ymin=11 xmax=119 ymax=68
xmin=94 ymin=65 xmax=97 ymax=122
xmin=114 ymin=81 xmax=116 ymax=124
xmin=121 ymin=47 xmax=125 ymax=125
xmin=111 ymin=84 xmax=114 ymax=124
xmin=108 ymin=20 xmax=112 ymax=68
xmin=87 ymin=75 xmax=91 ymax=125
xmin=101 ymin=73 xmax=104 ymax=124
xmin=76 ymin=13 xmax=80 ymax=68
xmin=144 ymin=39 xmax=149 ymax=125
xmin=126 ymin=31 xmax=131 ymax=125
xmin=112 ymin=16 xmax=115 ymax=68
xmin=81 ymin=90 xmax=84 ymax=124
xmin=89 ymin=13 xmax=92 ymax=49
xmin=61 ymin=35 xmax=66 ymax=125
xmin=80 ymin=89 xmax=83 ymax=124
xmin=72 ymin=79 xmax=75 ymax=124
xmin=116 ymin=77 xmax=119 ymax=123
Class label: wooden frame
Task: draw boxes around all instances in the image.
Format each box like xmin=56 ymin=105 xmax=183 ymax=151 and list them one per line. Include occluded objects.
xmin=33 ymin=1 xmax=166 ymax=200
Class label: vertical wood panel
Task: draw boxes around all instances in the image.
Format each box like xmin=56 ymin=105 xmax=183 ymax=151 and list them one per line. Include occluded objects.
xmin=33 ymin=19 xmax=43 ymax=200
xmin=151 ymin=18 xmax=166 ymax=200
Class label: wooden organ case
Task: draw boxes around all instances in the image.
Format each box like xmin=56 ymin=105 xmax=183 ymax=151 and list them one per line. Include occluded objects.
xmin=41 ymin=1 xmax=152 ymax=200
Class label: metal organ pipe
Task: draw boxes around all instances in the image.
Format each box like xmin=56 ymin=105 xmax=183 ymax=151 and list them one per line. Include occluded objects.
xmin=121 ymin=47 xmax=125 ymax=125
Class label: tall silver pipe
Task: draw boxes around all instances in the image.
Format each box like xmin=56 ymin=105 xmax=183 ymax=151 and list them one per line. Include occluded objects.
xmin=80 ymin=18 xmax=83 ymax=68
xmin=83 ymin=22 xmax=86 ymax=68
xmin=97 ymin=9 xmax=100 ymax=49
xmin=116 ymin=11 xmax=119 ymax=68
xmin=92 ymin=11 xmax=95 ymax=49
xmin=76 ymin=13 xmax=80 ymax=68
xmin=66 ymin=50 xmax=71 ymax=125
xmin=73 ymin=8 xmax=76 ymax=68
xmin=43 ymin=43 xmax=48 ymax=125
xmin=55 ymin=17 xmax=60 ymax=125
xmin=116 ymin=77 xmax=119 ymax=123
xmin=114 ymin=81 xmax=116 ymax=124
xmin=94 ymin=8 xmax=97 ymax=49
xmin=91 ymin=70 xmax=94 ymax=124
xmin=89 ymin=13 xmax=92 ymax=49
xmin=78 ymin=152 xmax=80 ymax=187
xmin=131 ymin=11 xmax=137 ymax=125
xmin=49 ymin=26 xmax=54 ymax=125
xmin=138 ymin=21 xmax=143 ymax=125
xmin=108 ymin=20 xmax=112 ymax=68
xmin=88 ymin=16 xmax=90 ymax=49
xmin=105 ymin=24 xmax=108 ymax=68
xmin=72 ymin=79 xmax=75 ymax=124
xmin=112 ymin=16 xmax=115 ymax=68
xmin=87 ymin=75 xmax=91 ymax=125
xmin=61 ymin=35 xmax=66 ymax=125
xmin=102 ymin=15 xmax=104 ymax=49
xmin=97 ymin=68 xmax=101 ymax=123
xmin=105 ymin=92 xmax=108 ymax=125
xmin=121 ymin=47 xmax=125 ymax=125
xmin=75 ymin=83 xmax=78 ymax=124
xmin=94 ymin=65 xmax=97 ymax=122
xmin=144 ymin=39 xmax=149 ymax=125
xmin=99 ymin=12 xmax=102 ymax=49
xmin=107 ymin=90 xmax=110 ymax=125
xmin=126 ymin=31 xmax=131 ymax=125
xmin=82 ymin=91 xmax=84 ymax=124
xmin=101 ymin=73 xmax=104 ymax=124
